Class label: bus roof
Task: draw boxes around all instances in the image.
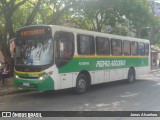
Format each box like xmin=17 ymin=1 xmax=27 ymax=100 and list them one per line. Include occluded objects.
xmin=17 ymin=25 xmax=150 ymax=43
xmin=51 ymin=25 xmax=150 ymax=43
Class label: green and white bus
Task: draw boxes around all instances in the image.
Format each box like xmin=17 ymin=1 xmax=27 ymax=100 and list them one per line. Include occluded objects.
xmin=14 ymin=25 xmax=150 ymax=94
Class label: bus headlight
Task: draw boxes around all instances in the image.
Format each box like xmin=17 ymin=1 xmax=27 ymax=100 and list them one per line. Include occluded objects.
xmin=38 ymin=76 xmax=44 ymax=81
xmin=38 ymin=73 xmax=50 ymax=81
xmin=15 ymin=75 xmax=20 ymax=79
xmin=38 ymin=71 xmax=53 ymax=81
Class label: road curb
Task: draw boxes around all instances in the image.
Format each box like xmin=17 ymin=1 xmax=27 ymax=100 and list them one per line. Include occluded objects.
xmin=0 ymin=89 xmax=32 ymax=96
xmin=150 ymin=69 xmax=160 ymax=73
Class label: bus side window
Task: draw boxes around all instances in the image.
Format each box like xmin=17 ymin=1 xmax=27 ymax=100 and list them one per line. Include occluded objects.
xmin=111 ymin=39 xmax=122 ymax=56
xmin=131 ymin=41 xmax=138 ymax=56
xmin=123 ymin=40 xmax=131 ymax=56
xmin=77 ymin=34 xmax=95 ymax=55
xmin=55 ymin=31 xmax=74 ymax=67
xmin=138 ymin=42 xmax=145 ymax=56
xmin=145 ymin=43 xmax=149 ymax=56
xmin=96 ymin=37 xmax=110 ymax=55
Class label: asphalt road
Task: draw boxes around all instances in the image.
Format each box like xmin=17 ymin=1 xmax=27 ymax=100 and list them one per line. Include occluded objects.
xmin=1 ymin=70 xmax=160 ymax=119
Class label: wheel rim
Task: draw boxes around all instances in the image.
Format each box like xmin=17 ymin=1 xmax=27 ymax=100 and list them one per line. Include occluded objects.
xmin=128 ymin=70 xmax=135 ymax=82
xmin=129 ymin=73 xmax=134 ymax=81
xmin=77 ymin=78 xmax=86 ymax=91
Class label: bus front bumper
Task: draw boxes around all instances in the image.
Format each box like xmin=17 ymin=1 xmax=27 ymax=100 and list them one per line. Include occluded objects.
xmin=14 ymin=77 xmax=54 ymax=91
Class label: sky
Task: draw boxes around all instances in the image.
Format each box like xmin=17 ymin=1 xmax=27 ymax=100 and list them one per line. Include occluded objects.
xmin=153 ymin=0 xmax=160 ymax=3
xmin=152 ymin=0 xmax=160 ymax=16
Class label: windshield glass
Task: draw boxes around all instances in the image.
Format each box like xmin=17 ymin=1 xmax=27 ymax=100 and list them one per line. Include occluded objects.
xmin=15 ymin=38 xmax=53 ymax=66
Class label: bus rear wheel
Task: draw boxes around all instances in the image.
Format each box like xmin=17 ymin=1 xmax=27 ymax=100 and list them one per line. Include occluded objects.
xmin=127 ymin=68 xmax=135 ymax=83
xmin=74 ymin=74 xmax=88 ymax=94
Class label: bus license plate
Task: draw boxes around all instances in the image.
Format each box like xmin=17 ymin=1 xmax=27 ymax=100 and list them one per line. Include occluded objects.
xmin=23 ymin=83 xmax=30 ymax=87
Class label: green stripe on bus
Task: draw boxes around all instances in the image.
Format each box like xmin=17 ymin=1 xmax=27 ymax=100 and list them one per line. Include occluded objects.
xmin=59 ymin=57 xmax=149 ymax=73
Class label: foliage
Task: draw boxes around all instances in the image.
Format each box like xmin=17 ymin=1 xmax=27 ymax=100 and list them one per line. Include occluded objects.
xmin=0 ymin=0 xmax=160 ymax=45
xmin=0 ymin=0 xmax=160 ymax=75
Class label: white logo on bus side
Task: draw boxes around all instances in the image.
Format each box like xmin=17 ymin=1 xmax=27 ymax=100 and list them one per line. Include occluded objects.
xmin=96 ymin=60 xmax=126 ymax=68
xmin=79 ymin=62 xmax=90 ymax=66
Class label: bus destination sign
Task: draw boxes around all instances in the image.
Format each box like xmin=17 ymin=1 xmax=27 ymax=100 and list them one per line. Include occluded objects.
xmin=20 ymin=28 xmax=45 ymax=37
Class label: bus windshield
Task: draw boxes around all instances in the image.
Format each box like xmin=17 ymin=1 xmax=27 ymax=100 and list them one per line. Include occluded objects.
xmin=15 ymin=38 xmax=53 ymax=66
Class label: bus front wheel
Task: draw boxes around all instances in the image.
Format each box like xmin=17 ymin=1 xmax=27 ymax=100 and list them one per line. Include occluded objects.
xmin=74 ymin=74 xmax=88 ymax=94
xmin=127 ymin=68 xmax=135 ymax=83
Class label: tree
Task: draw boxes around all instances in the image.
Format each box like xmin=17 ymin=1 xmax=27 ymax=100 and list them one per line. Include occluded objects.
xmin=0 ymin=0 xmax=29 ymax=41
xmin=0 ymin=0 xmax=42 ymax=75
xmin=0 ymin=0 xmax=160 ymax=73
xmin=119 ymin=0 xmax=155 ymax=38
xmin=37 ymin=0 xmax=75 ymax=25
xmin=64 ymin=0 xmax=157 ymax=38
xmin=69 ymin=0 xmax=123 ymax=32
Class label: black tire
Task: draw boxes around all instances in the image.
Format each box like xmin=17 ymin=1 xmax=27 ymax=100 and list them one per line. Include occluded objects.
xmin=127 ymin=68 xmax=135 ymax=83
xmin=74 ymin=74 xmax=88 ymax=94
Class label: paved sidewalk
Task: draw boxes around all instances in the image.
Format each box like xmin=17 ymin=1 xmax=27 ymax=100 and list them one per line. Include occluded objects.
xmin=0 ymin=66 xmax=160 ymax=96
xmin=0 ymin=78 xmax=30 ymax=96
xmin=151 ymin=65 xmax=160 ymax=73
xmin=0 ymin=84 xmax=20 ymax=96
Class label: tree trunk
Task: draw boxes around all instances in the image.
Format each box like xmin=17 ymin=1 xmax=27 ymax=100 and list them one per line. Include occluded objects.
xmin=135 ymin=28 xmax=142 ymax=38
xmin=3 ymin=14 xmax=15 ymax=76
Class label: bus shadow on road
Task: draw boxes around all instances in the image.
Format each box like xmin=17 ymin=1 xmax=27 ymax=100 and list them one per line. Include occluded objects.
xmin=88 ymin=79 xmax=145 ymax=91
xmin=22 ymin=79 xmax=155 ymax=99
xmin=6 ymin=79 xmax=159 ymax=112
